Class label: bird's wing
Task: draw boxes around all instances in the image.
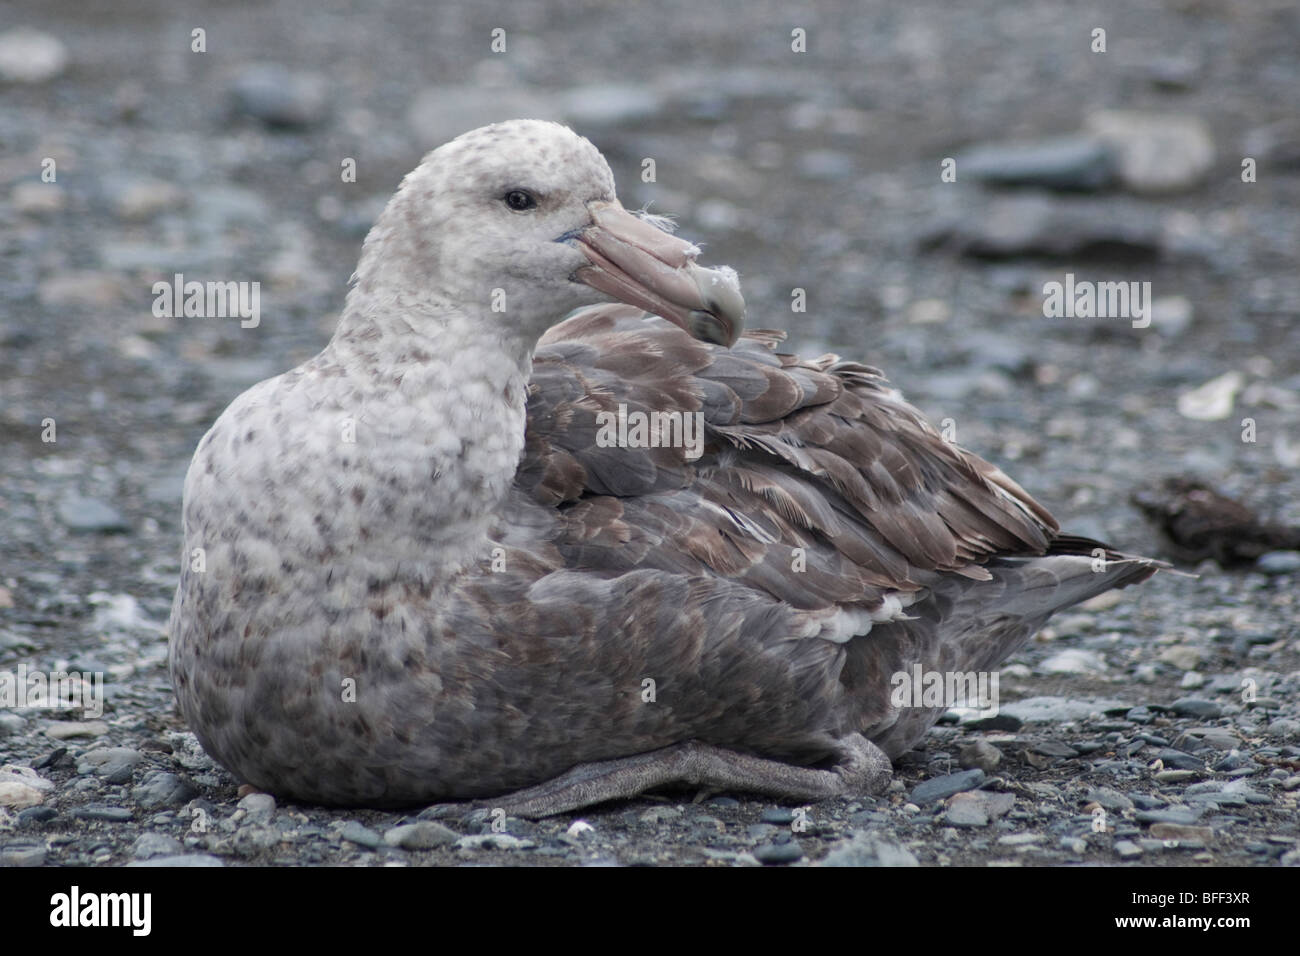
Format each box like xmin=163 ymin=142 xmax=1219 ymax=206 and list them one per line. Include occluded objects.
xmin=514 ymin=305 xmax=1061 ymax=616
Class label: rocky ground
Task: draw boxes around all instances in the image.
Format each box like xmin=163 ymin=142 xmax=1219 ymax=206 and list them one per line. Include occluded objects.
xmin=1 ymin=0 xmax=1298 ymax=867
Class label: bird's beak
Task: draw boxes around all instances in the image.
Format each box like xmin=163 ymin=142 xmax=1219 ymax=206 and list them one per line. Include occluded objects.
xmin=571 ymin=201 xmax=744 ymax=347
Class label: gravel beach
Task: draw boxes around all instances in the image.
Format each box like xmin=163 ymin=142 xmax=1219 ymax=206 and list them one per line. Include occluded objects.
xmin=2 ymin=0 xmax=1298 ymax=867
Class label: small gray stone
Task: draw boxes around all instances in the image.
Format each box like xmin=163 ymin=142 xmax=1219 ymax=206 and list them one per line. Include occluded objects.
xmin=126 ymin=854 xmax=224 ymax=867
xmin=17 ymin=806 xmax=57 ymax=825
xmin=1086 ymin=787 xmax=1134 ymax=812
xmin=822 ymin=832 xmax=919 ymax=867
xmin=383 ymin=821 xmax=459 ymax=849
xmin=1136 ymin=807 xmax=1199 ymax=825
xmin=909 ymin=769 xmax=985 ymax=805
xmin=340 ymin=821 xmax=383 ymax=849
xmin=1086 ymin=111 xmax=1215 ymax=194
xmin=760 ymin=807 xmax=796 ymax=825
xmin=0 ymin=713 xmax=26 ymax=737
xmin=237 ymin=791 xmax=276 ymax=821
xmin=132 ymin=771 xmax=198 ymax=809
xmin=1171 ymin=698 xmax=1222 ymax=719
xmin=73 ymin=806 xmax=133 ymax=823
xmin=1114 ymin=839 xmax=1144 ymax=860
xmin=0 ymin=842 xmax=47 ymax=866
xmin=1041 ymin=649 xmax=1108 ymax=675
xmin=754 ymin=841 xmax=804 ymax=864
xmin=0 ymin=28 xmax=68 ymax=84
xmin=57 ymin=496 xmax=129 ymax=533
xmin=638 ymin=806 xmax=683 ymax=825
xmin=1256 ymin=551 xmax=1300 ymax=575
xmin=944 ymin=800 xmax=989 ymax=828
xmin=131 ymin=832 xmax=184 ymax=859
xmin=959 ymin=739 xmax=1001 ymax=772
xmin=998 ymin=833 xmax=1043 ymax=846
xmin=456 ymin=833 xmax=534 ymax=851
xmin=77 ymin=748 xmax=144 ymax=778
xmin=230 ymin=64 xmax=329 ymax=128
xmin=1157 ymin=749 xmax=1206 ymax=771
xmin=955 ymin=135 xmax=1115 ymax=191
xmin=1148 ymin=823 xmax=1213 ymax=843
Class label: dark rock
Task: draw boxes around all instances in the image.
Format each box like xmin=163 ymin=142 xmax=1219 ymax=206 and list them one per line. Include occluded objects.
xmin=909 ymin=769 xmax=985 ymax=806
xmin=754 ymin=841 xmax=803 ymax=864
xmin=1171 ymin=698 xmax=1223 ymax=719
xmin=955 ymin=135 xmax=1115 ymax=191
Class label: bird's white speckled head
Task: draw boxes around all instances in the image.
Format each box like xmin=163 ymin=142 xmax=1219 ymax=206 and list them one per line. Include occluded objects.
xmin=342 ymin=119 xmax=743 ymax=359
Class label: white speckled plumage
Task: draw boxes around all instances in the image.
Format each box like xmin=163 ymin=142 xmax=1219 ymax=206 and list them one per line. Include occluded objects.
xmin=169 ymin=120 xmax=1161 ymax=812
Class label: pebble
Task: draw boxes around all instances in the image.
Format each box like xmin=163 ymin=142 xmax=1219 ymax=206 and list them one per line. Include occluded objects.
xmin=12 ymin=181 xmax=65 ymax=216
xmin=1256 ymin=551 xmax=1300 ymax=575
xmin=998 ymin=833 xmax=1043 ymax=846
xmin=1086 ymin=787 xmax=1134 ymax=812
xmin=955 ymin=135 xmax=1115 ymax=191
xmin=999 ymin=696 xmax=1129 ymax=723
xmin=229 ymin=64 xmax=330 ymax=128
xmin=0 ymin=842 xmax=47 ymax=866
xmin=0 ymin=766 xmax=53 ymax=809
xmin=456 ymin=833 xmax=534 ymax=851
xmin=105 ymin=176 xmax=186 ymax=222
xmin=17 ymin=806 xmax=58 ymax=825
xmin=131 ymin=832 xmax=185 ymax=859
xmin=37 ymin=271 xmax=129 ymax=309
xmin=56 ymin=496 xmax=129 ymax=534
xmin=340 ymin=821 xmax=383 ymax=849
xmin=1157 ymin=749 xmax=1206 ymax=771
xmin=922 ymin=195 xmax=1162 ymax=260
xmin=639 ymin=806 xmax=683 ymax=825
xmin=1155 ymin=769 xmax=1197 ymax=783
xmin=958 ymin=738 xmax=1001 ymax=772
xmin=383 ymin=821 xmax=459 ymax=850
xmin=77 ymin=747 xmax=144 ymax=780
xmin=0 ymin=28 xmax=68 ymax=84
xmin=1171 ymin=698 xmax=1223 ymax=719
xmin=1152 ymin=296 xmax=1195 ymax=337
xmin=1137 ymin=807 xmax=1199 ymax=825
xmin=0 ymin=713 xmax=25 ymax=737
xmin=237 ymin=791 xmax=277 ymax=821
xmin=73 ymin=806 xmax=133 ymax=823
xmin=1177 ymin=371 xmax=1243 ymax=422
xmin=1041 ymin=649 xmax=1107 ymax=675
xmin=821 ymin=832 xmax=919 ymax=867
xmin=754 ymin=841 xmax=804 ymax=864
xmin=909 ymin=769 xmax=985 ymax=806
xmin=1148 ymin=823 xmax=1213 ymax=843
xmin=1085 ymin=111 xmax=1215 ymax=194
xmin=1113 ymin=839 xmax=1144 ymax=860
xmin=943 ymin=799 xmax=988 ymax=828
xmin=125 ymin=854 xmax=224 ymax=867
xmin=132 ymin=771 xmax=198 ymax=809
xmin=1158 ymin=645 xmax=1205 ymax=670
xmin=760 ymin=807 xmax=796 ymax=825
xmin=1180 ymin=671 xmax=1206 ymax=689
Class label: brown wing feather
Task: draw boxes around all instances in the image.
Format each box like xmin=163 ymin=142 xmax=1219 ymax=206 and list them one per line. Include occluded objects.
xmin=521 ymin=305 xmax=1059 ymax=614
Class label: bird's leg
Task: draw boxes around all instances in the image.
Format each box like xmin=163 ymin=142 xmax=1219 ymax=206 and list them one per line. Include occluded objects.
xmin=432 ymin=734 xmax=892 ymax=819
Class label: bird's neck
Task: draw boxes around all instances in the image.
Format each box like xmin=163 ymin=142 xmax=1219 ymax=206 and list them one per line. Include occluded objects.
xmin=321 ymin=296 xmax=534 ymax=579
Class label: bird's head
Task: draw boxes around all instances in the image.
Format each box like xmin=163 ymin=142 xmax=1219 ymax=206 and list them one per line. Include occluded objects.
xmin=352 ymin=119 xmax=744 ymax=351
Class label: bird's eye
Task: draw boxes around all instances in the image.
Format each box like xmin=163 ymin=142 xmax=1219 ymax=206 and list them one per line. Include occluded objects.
xmin=504 ymin=189 xmax=537 ymax=212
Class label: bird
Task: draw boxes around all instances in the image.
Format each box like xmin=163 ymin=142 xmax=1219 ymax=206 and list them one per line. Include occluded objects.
xmin=168 ymin=119 xmax=1162 ymax=816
